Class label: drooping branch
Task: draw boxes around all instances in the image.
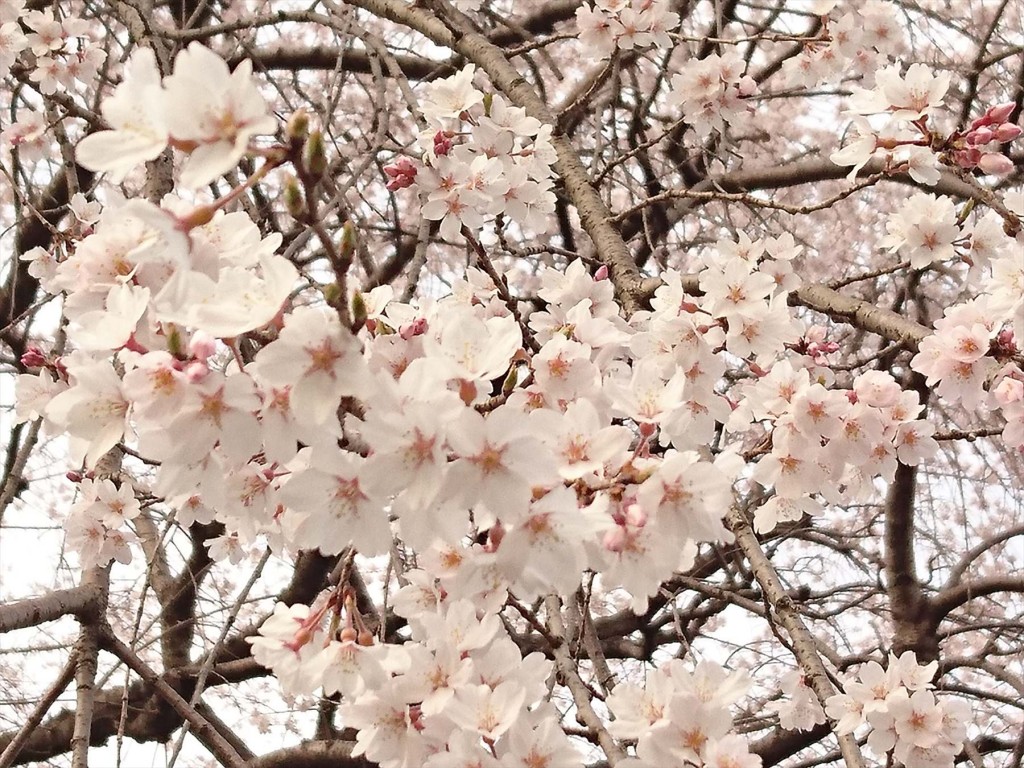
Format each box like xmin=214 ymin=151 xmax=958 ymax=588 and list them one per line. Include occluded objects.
xmin=0 ymin=652 xmax=77 ymax=768
xmin=99 ymin=627 xmax=250 ymax=768
xmin=724 ymin=509 xmax=867 ymax=768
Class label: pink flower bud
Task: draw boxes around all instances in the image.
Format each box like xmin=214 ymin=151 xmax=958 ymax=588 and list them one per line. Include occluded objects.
xmin=993 ymin=327 xmax=1018 ymax=357
xmin=66 ymin=470 xmax=83 ymax=483
xmin=978 ymin=152 xmax=1015 ymax=175
xmin=737 ymin=75 xmax=757 ymax=97
xmin=399 ymin=317 xmax=428 ymax=340
xmin=383 ymin=157 xmax=418 ymax=191
xmin=602 ymin=526 xmax=627 ymax=552
xmin=969 ymin=115 xmax=991 ymax=131
xmin=20 ymin=346 xmax=47 ymax=368
xmin=624 ymin=502 xmax=647 ymax=528
xmin=995 ymin=123 xmax=1023 ymax=142
xmin=433 ymin=130 xmax=453 ymax=156
xmin=988 ymin=102 xmax=1016 ymax=123
xmin=122 ymin=334 xmax=148 ymax=354
xmin=188 ymin=331 xmax=217 ymax=360
xmin=967 ymin=127 xmax=994 ymax=145
xmin=955 ymin=147 xmax=982 ymax=167
xmin=485 ymin=520 xmax=506 ymax=552
xmin=594 ymin=264 xmax=609 ymax=281
xmin=184 ymin=360 xmax=209 ymax=382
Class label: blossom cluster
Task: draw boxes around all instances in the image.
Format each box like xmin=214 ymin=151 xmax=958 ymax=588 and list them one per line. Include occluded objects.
xmin=250 ymin=589 xmax=582 ymax=768
xmin=825 ymin=652 xmax=969 ymax=768
xmin=64 ymin=477 xmax=141 ymax=568
xmin=765 ymin=670 xmax=827 ymax=732
xmin=606 ymin=660 xmax=760 ymax=768
xmin=0 ymin=3 xmax=105 ymax=93
xmin=383 ymin=65 xmax=558 ymax=239
xmin=75 ymin=43 xmax=276 ymax=188
xmin=735 ymin=362 xmax=938 ymax=532
xmin=832 ymin=59 xmax=1021 ymax=183
xmin=574 ymin=0 xmax=680 ymax=59
xmin=906 ymin=190 xmax=1023 ymax=445
xmin=881 ymin=193 xmax=963 ymax=268
xmin=782 ymin=1 xmax=903 ymax=89
xmin=5 ymin=38 xmax=1016 ymax=767
xmin=665 ymin=50 xmax=758 ymax=139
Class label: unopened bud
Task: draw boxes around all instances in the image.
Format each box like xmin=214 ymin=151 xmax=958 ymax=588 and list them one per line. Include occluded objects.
xmin=978 ymin=152 xmax=1014 ymax=175
xmin=988 ymin=102 xmax=1016 ymax=123
xmin=323 ymin=282 xmax=342 ymax=308
xmin=166 ymin=324 xmax=185 ymax=358
xmin=383 ymin=157 xmax=417 ymax=191
xmin=66 ymin=470 xmax=83 ymax=483
xmin=340 ymin=220 xmax=357 ymax=260
xmin=486 ymin=520 xmax=505 ymax=552
xmin=188 ymin=331 xmax=217 ymax=360
xmin=184 ymin=360 xmax=209 ymax=382
xmin=501 ymin=364 xmax=518 ymax=395
xmin=351 ymin=291 xmax=368 ymax=329
xmin=603 ymin=526 xmax=627 ymax=552
xmin=433 ymin=130 xmax=453 ymax=156
xmin=285 ymin=110 xmax=310 ymax=143
xmin=995 ymin=123 xmax=1023 ymax=142
xmin=20 ymin=346 xmax=47 ymax=368
xmin=967 ymin=126 xmax=994 ymax=145
xmin=283 ymin=176 xmax=305 ymax=218
xmin=302 ymin=130 xmax=328 ymax=178
xmin=399 ymin=317 xmax=428 ymax=340
xmin=594 ymin=264 xmax=609 ymax=281
xmin=954 ymin=147 xmax=982 ymax=168
xmin=624 ymin=502 xmax=647 ymax=528
xmin=737 ymin=75 xmax=758 ymax=97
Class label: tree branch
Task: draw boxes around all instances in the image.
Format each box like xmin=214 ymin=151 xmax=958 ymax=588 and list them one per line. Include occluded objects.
xmin=99 ymin=626 xmax=249 ymax=768
xmin=724 ymin=509 xmax=866 ymax=768
xmin=0 ymin=585 xmax=105 ymax=634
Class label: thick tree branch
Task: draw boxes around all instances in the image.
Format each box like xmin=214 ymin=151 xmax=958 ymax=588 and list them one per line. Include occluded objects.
xmin=545 ymin=596 xmax=628 ymax=765
xmin=249 ymin=740 xmax=373 ymax=768
xmin=0 ymin=585 xmax=105 ymax=634
xmin=932 ymin=576 xmax=1024 ymax=619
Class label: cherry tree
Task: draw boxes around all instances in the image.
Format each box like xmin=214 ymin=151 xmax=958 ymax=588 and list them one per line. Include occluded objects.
xmin=0 ymin=0 xmax=1022 ymax=767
